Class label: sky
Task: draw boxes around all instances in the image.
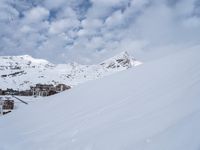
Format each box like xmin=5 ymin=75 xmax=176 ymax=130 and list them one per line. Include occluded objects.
xmin=0 ymin=0 xmax=200 ymax=64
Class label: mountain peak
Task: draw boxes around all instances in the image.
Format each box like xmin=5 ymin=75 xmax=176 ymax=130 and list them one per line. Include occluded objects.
xmin=101 ymin=51 xmax=142 ymax=69
xmin=115 ymin=51 xmax=130 ymax=57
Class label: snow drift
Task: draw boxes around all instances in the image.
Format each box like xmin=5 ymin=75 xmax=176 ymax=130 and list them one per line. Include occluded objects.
xmin=0 ymin=48 xmax=200 ymax=150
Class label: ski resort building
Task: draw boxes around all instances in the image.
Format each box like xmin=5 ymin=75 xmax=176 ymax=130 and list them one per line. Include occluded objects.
xmin=30 ymin=84 xmax=55 ymax=97
xmin=0 ymin=84 xmax=71 ymax=97
xmin=0 ymin=97 xmax=14 ymax=115
xmin=55 ymin=84 xmax=71 ymax=92
xmin=30 ymin=84 xmax=71 ymax=97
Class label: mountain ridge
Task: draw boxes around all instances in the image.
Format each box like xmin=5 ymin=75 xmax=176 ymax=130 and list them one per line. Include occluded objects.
xmin=0 ymin=51 xmax=142 ymax=90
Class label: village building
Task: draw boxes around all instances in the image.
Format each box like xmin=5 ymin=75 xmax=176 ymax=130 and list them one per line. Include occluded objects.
xmin=19 ymin=90 xmax=32 ymax=96
xmin=0 ymin=97 xmax=14 ymax=115
xmin=3 ymin=88 xmax=19 ymax=95
xmin=30 ymin=84 xmax=55 ymax=97
xmin=0 ymin=83 xmax=71 ymax=97
xmin=55 ymin=84 xmax=71 ymax=92
xmin=30 ymin=83 xmax=71 ymax=97
xmin=0 ymin=98 xmax=3 ymax=115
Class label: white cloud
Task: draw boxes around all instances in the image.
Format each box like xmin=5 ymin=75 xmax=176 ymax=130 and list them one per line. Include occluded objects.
xmin=82 ymin=19 xmax=103 ymax=29
xmin=0 ymin=1 xmax=19 ymax=21
xmin=23 ymin=6 xmax=49 ymax=24
xmin=183 ymin=16 xmax=200 ymax=28
xmin=43 ymin=0 xmax=68 ymax=9
xmin=55 ymin=7 xmax=77 ymax=19
xmin=49 ymin=19 xmax=80 ymax=34
xmin=20 ymin=25 xmax=34 ymax=34
xmin=0 ymin=0 xmax=200 ymax=64
xmin=105 ymin=10 xmax=124 ymax=28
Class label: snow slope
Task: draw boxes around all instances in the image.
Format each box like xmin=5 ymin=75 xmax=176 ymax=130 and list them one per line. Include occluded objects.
xmin=0 ymin=52 xmax=141 ymax=90
xmin=0 ymin=48 xmax=200 ymax=150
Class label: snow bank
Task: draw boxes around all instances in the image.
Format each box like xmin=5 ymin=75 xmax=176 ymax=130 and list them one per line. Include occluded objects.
xmin=0 ymin=49 xmax=200 ymax=150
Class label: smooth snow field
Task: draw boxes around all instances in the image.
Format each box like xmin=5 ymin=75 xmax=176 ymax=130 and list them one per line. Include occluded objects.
xmin=0 ymin=48 xmax=200 ymax=150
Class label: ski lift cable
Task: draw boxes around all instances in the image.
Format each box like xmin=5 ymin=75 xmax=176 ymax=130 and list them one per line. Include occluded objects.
xmin=12 ymin=95 xmax=28 ymax=105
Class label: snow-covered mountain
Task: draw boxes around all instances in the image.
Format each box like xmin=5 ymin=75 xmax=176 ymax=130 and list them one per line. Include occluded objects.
xmin=0 ymin=51 xmax=141 ymax=90
xmin=0 ymin=48 xmax=200 ymax=150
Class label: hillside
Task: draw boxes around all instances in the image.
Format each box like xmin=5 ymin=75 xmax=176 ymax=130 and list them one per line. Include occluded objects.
xmin=0 ymin=48 xmax=200 ymax=150
xmin=0 ymin=52 xmax=141 ymax=90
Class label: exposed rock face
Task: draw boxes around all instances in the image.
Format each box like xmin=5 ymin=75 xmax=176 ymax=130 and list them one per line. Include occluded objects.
xmin=100 ymin=51 xmax=142 ymax=69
